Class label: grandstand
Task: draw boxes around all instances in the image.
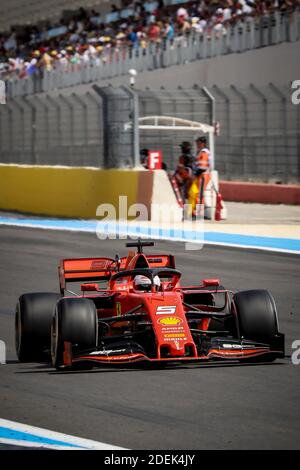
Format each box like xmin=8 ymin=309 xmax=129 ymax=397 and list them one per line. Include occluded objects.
xmin=1 ymin=0 xmax=299 ymax=96
xmin=0 ymin=0 xmax=117 ymax=31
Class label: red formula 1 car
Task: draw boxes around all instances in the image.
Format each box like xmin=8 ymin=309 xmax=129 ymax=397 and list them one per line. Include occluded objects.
xmin=15 ymin=240 xmax=285 ymax=369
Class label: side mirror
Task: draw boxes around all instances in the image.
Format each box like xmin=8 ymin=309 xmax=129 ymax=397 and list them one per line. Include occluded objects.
xmin=81 ymin=283 xmax=99 ymax=292
xmin=202 ymin=279 xmax=220 ymax=287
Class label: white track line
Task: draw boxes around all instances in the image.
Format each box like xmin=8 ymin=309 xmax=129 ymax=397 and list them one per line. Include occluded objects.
xmin=0 ymin=418 xmax=125 ymax=450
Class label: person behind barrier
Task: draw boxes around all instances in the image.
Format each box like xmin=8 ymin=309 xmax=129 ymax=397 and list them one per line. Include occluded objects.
xmin=194 ymin=136 xmax=210 ymax=176
xmin=140 ymin=148 xmax=149 ymax=169
xmin=188 ymin=136 xmax=211 ymax=216
xmin=174 ymin=141 xmax=193 ymax=200
xmin=178 ymin=141 xmax=193 ymax=168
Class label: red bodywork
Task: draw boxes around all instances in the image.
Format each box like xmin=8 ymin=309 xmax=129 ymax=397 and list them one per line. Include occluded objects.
xmin=58 ymin=248 xmax=284 ymax=367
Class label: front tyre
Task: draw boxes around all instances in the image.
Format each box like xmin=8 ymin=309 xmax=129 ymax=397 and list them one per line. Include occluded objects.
xmin=233 ymin=289 xmax=284 ymax=361
xmin=51 ymin=298 xmax=98 ymax=370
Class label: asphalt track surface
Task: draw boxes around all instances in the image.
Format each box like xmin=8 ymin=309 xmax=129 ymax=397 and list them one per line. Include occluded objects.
xmin=0 ymin=226 xmax=299 ymax=450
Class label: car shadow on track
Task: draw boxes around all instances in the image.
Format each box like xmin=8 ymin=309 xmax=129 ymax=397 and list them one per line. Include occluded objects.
xmin=14 ymin=360 xmax=287 ymax=375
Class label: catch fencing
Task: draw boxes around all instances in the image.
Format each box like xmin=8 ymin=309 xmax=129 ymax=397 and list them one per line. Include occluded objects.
xmin=0 ymin=83 xmax=299 ymax=183
xmin=0 ymin=90 xmax=104 ymax=167
xmin=138 ymin=84 xmax=299 ymax=183
xmin=212 ymin=84 xmax=299 ymax=183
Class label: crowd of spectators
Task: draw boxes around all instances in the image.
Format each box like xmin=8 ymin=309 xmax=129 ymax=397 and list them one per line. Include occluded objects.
xmin=0 ymin=0 xmax=298 ymax=80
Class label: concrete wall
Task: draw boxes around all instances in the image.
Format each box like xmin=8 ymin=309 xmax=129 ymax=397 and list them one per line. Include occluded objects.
xmin=219 ymin=181 xmax=300 ymax=205
xmin=0 ymin=165 xmax=183 ymax=219
xmin=0 ymin=165 xmax=140 ymax=218
xmin=126 ymin=40 xmax=300 ymax=89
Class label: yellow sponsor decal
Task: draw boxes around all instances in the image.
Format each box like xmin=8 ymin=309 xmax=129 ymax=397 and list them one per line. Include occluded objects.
xmin=164 ymin=333 xmax=186 ymax=338
xmin=158 ymin=316 xmax=183 ymax=326
xmin=116 ymin=302 xmax=122 ymax=316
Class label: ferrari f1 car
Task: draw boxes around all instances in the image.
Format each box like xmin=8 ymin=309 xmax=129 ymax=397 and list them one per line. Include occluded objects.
xmin=15 ymin=240 xmax=285 ymax=369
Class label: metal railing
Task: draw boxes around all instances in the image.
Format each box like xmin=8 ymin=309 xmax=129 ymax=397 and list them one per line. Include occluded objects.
xmin=4 ymin=9 xmax=300 ymax=98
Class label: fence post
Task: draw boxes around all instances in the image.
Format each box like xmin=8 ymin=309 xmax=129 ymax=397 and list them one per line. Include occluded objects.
xmin=0 ymin=103 xmax=13 ymax=161
xmin=92 ymin=85 xmax=110 ymax=168
xmin=46 ymin=94 xmax=62 ymax=157
xmin=11 ymin=98 xmax=25 ymax=152
xmin=41 ymin=70 xmax=48 ymax=93
xmin=230 ymin=85 xmax=248 ymax=180
xmin=212 ymin=85 xmax=230 ymax=138
xmin=269 ymin=83 xmax=288 ymax=183
xmin=121 ymin=85 xmax=140 ymax=168
xmin=86 ymin=90 xmax=104 ymax=167
xmin=72 ymin=93 xmax=88 ymax=152
xmin=34 ymin=96 xmax=50 ymax=151
xmin=202 ymin=86 xmax=216 ymax=170
xmin=59 ymin=94 xmax=75 ymax=165
xmin=250 ymin=84 xmax=268 ymax=181
xmin=22 ymin=97 xmax=37 ymax=165
xmin=212 ymin=85 xmax=231 ymax=179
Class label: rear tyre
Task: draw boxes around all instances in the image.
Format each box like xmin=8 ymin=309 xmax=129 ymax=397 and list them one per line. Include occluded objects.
xmin=233 ymin=289 xmax=283 ymax=362
xmin=51 ymin=298 xmax=98 ymax=370
xmin=16 ymin=293 xmax=61 ymax=362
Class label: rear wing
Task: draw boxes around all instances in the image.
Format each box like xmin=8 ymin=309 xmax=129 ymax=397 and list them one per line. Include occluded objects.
xmin=120 ymin=254 xmax=176 ymax=270
xmin=145 ymin=255 xmax=175 ymax=268
xmin=59 ymin=254 xmax=176 ymax=293
xmin=59 ymin=257 xmax=116 ymax=294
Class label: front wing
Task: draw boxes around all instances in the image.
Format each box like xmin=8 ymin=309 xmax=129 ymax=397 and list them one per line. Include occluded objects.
xmin=62 ymin=339 xmax=285 ymax=368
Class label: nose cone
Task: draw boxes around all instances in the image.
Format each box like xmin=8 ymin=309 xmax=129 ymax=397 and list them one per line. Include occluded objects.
xmin=143 ymin=292 xmax=197 ymax=358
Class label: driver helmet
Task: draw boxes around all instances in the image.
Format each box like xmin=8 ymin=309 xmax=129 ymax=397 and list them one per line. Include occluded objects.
xmin=133 ymin=275 xmax=161 ymax=292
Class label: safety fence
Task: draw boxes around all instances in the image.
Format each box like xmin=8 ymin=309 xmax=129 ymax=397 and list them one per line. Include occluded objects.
xmin=213 ymin=84 xmax=299 ymax=183
xmin=0 ymin=85 xmax=137 ymax=168
xmin=0 ymin=83 xmax=299 ymax=183
xmin=0 ymin=90 xmax=104 ymax=167
xmin=3 ymin=8 xmax=300 ymax=98
xmin=138 ymin=84 xmax=299 ymax=184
